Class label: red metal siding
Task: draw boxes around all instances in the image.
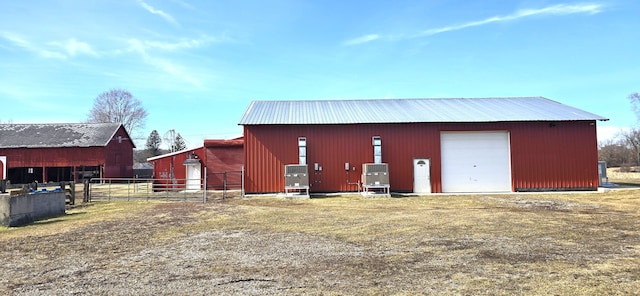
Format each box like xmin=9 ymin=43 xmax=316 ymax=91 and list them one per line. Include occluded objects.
xmin=244 ymin=124 xmax=444 ymax=193
xmin=510 ymin=121 xmax=599 ymax=190
xmin=0 ymin=147 xmax=104 ymax=168
xmin=103 ymin=126 xmax=135 ymax=178
xmin=205 ymin=145 xmax=243 ymax=189
xmin=244 ymin=121 xmax=600 ymax=193
xmin=0 ymin=146 xmax=107 ymax=182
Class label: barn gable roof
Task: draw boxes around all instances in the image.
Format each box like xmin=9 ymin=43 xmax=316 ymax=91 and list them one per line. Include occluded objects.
xmin=238 ymin=97 xmax=608 ymax=125
xmin=0 ymin=123 xmax=130 ymax=148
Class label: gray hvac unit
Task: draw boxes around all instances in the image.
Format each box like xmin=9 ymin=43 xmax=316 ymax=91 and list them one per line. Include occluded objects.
xmin=361 ymin=163 xmax=389 ymax=186
xmin=284 ymin=164 xmax=309 ymax=187
xmin=598 ymin=161 xmax=608 ymax=186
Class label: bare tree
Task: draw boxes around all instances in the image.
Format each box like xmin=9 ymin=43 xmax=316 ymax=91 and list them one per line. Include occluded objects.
xmin=599 ymin=138 xmax=633 ymax=167
xmin=629 ymin=92 xmax=640 ymax=121
xmin=163 ymin=129 xmax=187 ymax=152
xmin=620 ymin=128 xmax=640 ymax=166
xmin=87 ymin=89 xmax=148 ymax=136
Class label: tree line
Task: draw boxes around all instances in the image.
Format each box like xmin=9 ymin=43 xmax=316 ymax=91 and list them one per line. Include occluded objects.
xmin=598 ymin=93 xmax=640 ymax=170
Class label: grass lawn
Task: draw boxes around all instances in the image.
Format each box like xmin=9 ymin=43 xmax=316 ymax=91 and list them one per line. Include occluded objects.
xmin=1 ymin=189 xmax=639 ymax=295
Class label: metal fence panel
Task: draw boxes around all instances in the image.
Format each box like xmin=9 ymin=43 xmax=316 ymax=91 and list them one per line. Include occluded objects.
xmin=88 ymin=169 xmax=244 ymax=202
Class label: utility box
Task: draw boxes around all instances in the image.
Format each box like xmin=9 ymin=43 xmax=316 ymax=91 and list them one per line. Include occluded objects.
xmin=361 ymin=163 xmax=389 ymax=186
xmin=284 ymin=164 xmax=309 ymax=187
xmin=598 ymin=161 xmax=608 ymax=186
xmin=361 ymin=163 xmax=390 ymax=197
xmin=284 ymin=164 xmax=309 ymax=197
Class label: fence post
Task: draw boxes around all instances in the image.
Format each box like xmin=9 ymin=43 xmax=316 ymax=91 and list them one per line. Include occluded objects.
xmin=203 ymin=167 xmax=207 ymax=203
xmin=70 ymin=181 xmax=76 ymax=205
xmin=241 ymin=166 xmax=245 ymax=198
xmin=83 ymin=179 xmax=90 ymax=203
xmin=223 ymin=172 xmax=227 ymax=199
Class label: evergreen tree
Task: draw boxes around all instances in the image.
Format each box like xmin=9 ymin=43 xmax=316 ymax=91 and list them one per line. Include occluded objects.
xmin=172 ymin=133 xmax=187 ymax=152
xmin=145 ymin=130 xmax=162 ymax=157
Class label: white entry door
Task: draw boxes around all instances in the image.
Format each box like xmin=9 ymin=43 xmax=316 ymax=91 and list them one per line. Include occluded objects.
xmin=0 ymin=156 xmax=6 ymax=180
xmin=441 ymin=131 xmax=512 ymax=193
xmin=413 ymin=158 xmax=431 ymax=193
xmin=185 ymin=163 xmax=202 ymax=192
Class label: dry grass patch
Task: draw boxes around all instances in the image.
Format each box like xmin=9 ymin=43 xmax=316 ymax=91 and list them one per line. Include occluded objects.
xmin=1 ymin=191 xmax=639 ymax=295
xmin=607 ymin=167 xmax=640 ymax=186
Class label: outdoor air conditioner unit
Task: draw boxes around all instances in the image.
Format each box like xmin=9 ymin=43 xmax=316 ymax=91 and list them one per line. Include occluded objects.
xmin=361 ymin=163 xmax=389 ymax=186
xmin=284 ymin=164 xmax=309 ymax=187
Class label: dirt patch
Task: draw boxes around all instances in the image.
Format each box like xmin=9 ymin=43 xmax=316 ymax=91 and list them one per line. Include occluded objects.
xmin=481 ymin=196 xmax=601 ymax=212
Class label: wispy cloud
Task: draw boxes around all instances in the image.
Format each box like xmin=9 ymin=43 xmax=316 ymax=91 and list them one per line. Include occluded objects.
xmin=127 ymin=38 xmax=202 ymax=88
xmin=137 ymin=0 xmax=178 ymax=26
xmin=50 ymin=38 xmax=100 ymax=57
xmin=1 ymin=32 xmax=101 ymax=59
xmin=0 ymin=31 xmax=66 ymax=59
xmin=343 ymin=34 xmax=381 ymax=46
xmin=344 ymin=3 xmax=604 ymax=46
xmin=136 ymin=36 xmax=222 ymax=51
xmin=416 ymin=3 xmax=603 ymax=37
xmin=170 ymin=0 xmax=195 ymax=11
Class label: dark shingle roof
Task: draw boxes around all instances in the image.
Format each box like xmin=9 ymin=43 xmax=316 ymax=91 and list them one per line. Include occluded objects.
xmin=0 ymin=123 xmax=125 ymax=148
xmin=238 ymin=97 xmax=608 ymax=125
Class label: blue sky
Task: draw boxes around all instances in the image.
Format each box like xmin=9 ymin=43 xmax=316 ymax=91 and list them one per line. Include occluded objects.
xmin=1 ymin=0 xmax=638 ymax=148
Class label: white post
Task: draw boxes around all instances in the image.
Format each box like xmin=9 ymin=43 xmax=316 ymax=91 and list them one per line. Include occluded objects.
xmin=203 ymin=166 xmax=207 ymax=203
xmin=241 ymin=166 xmax=245 ymax=198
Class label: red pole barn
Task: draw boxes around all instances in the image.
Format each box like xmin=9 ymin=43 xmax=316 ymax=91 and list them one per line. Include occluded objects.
xmin=238 ymin=97 xmax=608 ymax=194
xmin=0 ymin=123 xmax=134 ymax=184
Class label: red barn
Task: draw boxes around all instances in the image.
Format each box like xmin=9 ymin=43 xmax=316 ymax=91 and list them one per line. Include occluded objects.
xmin=238 ymin=97 xmax=608 ymax=194
xmin=0 ymin=123 xmax=134 ymax=184
xmin=147 ymin=137 xmax=243 ymax=190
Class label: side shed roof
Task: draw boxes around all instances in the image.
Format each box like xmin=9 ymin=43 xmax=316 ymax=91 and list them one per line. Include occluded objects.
xmin=204 ymin=136 xmax=244 ymax=148
xmin=0 ymin=123 xmax=129 ymax=148
xmin=147 ymin=146 xmax=203 ymax=162
xmin=238 ymin=97 xmax=608 ymax=125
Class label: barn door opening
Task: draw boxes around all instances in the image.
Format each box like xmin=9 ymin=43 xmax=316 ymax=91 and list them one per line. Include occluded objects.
xmin=413 ymin=158 xmax=431 ymax=193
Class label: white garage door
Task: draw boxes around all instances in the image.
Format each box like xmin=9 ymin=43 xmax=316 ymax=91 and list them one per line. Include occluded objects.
xmin=441 ymin=131 xmax=512 ymax=193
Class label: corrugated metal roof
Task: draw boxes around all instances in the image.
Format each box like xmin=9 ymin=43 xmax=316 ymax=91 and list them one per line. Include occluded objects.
xmin=0 ymin=123 xmax=124 ymax=148
xmin=238 ymin=97 xmax=608 ymax=125
xmin=146 ymin=146 xmax=203 ymax=162
xmin=204 ymin=137 xmax=244 ymax=148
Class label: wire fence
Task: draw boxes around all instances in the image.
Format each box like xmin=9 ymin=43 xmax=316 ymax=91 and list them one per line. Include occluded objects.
xmin=87 ymin=170 xmax=244 ymax=202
